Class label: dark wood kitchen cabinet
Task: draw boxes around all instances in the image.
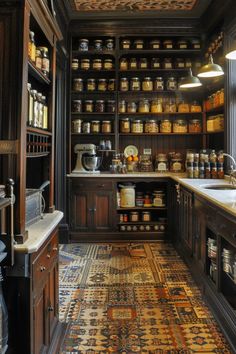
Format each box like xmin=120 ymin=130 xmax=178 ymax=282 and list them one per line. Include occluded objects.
xmin=192 ymin=196 xmax=207 ymax=272
xmin=179 ymin=185 xmax=193 ymax=254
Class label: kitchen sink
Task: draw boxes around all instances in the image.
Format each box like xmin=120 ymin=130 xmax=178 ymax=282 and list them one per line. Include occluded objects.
xmin=201 ymin=184 xmax=236 ymax=190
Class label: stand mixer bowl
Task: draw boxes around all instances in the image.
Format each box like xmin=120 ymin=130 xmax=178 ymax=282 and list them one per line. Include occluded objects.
xmin=82 ymin=155 xmax=101 ymax=171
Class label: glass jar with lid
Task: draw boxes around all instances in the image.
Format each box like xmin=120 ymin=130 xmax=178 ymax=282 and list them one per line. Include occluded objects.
xmin=38 ymin=47 xmax=50 ymax=77
xmin=35 ymin=48 xmax=42 ymax=70
xmin=163 ymin=58 xmax=173 ymax=69
xmin=178 ymin=101 xmax=189 ymax=113
xmin=150 ymin=39 xmax=161 ymax=49
xmin=104 ymin=58 xmax=113 ymax=70
xmin=120 ymin=77 xmax=129 ymax=91
xmin=72 ymin=99 xmax=82 ymax=113
xmin=73 ymin=78 xmax=83 ymax=92
xmin=170 ymin=154 xmax=184 ymax=172
xmin=71 ymin=58 xmax=79 ymax=71
xmin=145 ymin=119 xmax=159 ymax=133
xmin=134 ymin=39 xmax=144 ymax=49
xmin=29 ymin=31 xmax=36 ymax=62
xmin=72 ymin=119 xmax=82 ymax=133
xmin=92 ymin=58 xmax=102 ymax=70
xmin=152 ymin=190 xmax=166 ymax=207
xmin=130 ymin=212 xmax=139 ymax=222
xmin=139 ymin=58 xmax=148 ymax=69
xmin=120 ymin=118 xmax=130 ymax=133
xmin=163 ymin=39 xmax=173 ymax=49
xmin=173 ymin=119 xmax=187 ymax=133
xmin=131 ymin=120 xmax=143 ymax=133
xmin=142 ymin=77 xmax=153 ymax=91
xmin=107 ymin=100 xmax=116 ymax=113
xmin=78 ymin=38 xmax=89 ymax=51
xmin=164 ymin=98 xmax=177 ymax=113
xmin=160 ymin=119 xmax=172 ymax=133
xmin=167 ymin=77 xmax=177 ymax=90
xmin=189 ymin=119 xmax=202 ymax=133
xmin=87 ymin=78 xmax=96 ymax=91
xmin=121 ymin=39 xmax=131 ymax=49
xmin=108 ymin=78 xmax=115 ymax=91
xmin=185 ymin=58 xmax=192 ymax=68
xmin=91 ymin=120 xmax=100 ymax=133
xmin=129 ymin=58 xmax=138 ymax=69
xmin=175 ymin=58 xmax=185 ymax=69
xmin=82 ymin=121 xmax=90 ymax=134
xmin=94 ymin=39 xmax=103 ymax=51
xmin=95 ymin=100 xmax=105 ymax=113
xmin=151 ymin=57 xmax=161 ymax=69
xmin=155 ymin=153 xmax=168 ymax=172
xmin=98 ymin=78 xmax=107 ymax=91
xmin=120 ymin=58 xmax=128 ymax=70
xmin=138 ymin=99 xmax=150 ymax=113
xmin=81 ymin=58 xmax=90 ymax=70
xmin=151 ymin=99 xmax=162 ymax=113
xmin=142 ymin=211 xmax=151 ymax=221
xmin=154 ymin=77 xmax=164 ymax=91
xmin=119 ymin=100 xmax=126 ymax=113
xmin=105 ymin=38 xmax=114 ymax=50
xmin=177 ymin=39 xmax=188 ymax=49
xmin=127 ymin=101 xmax=137 ymax=113
xmin=84 ymin=100 xmax=94 ymax=112
xmin=102 ymin=120 xmax=112 ymax=133
xmin=191 ymin=38 xmax=201 ymax=49
xmin=190 ymin=101 xmax=202 ymax=112
xmin=130 ymin=77 xmax=141 ymax=91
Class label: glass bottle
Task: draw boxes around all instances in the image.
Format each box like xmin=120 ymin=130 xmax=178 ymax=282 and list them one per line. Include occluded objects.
xmin=29 ymin=31 xmax=36 ymax=62
xmin=32 ymin=89 xmax=38 ymax=127
xmin=27 ymin=83 xmax=34 ymax=126
xmin=42 ymin=95 xmax=48 ymax=130
xmin=38 ymin=47 xmax=50 ymax=77
xmin=37 ymin=93 xmax=43 ymax=128
xmin=35 ymin=48 xmax=42 ymax=70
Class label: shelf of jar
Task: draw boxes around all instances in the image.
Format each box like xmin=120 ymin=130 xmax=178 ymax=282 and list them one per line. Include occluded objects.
xmin=71 ymin=133 xmax=115 ymax=136
xmin=71 ymin=69 xmax=116 ymax=74
xmin=118 ymin=132 xmax=204 ymax=136
xmin=117 ymin=206 xmax=167 ymax=210
xmin=119 ymin=68 xmax=190 ymax=72
xmin=27 ymin=127 xmax=52 ymax=136
xmin=71 ymin=112 xmax=116 ymax=116
xmin=118 ymin=90 xmax=182 ymax=94
xmin=118 ymin=112 xmax=203 ymax=115
xmin=28 ymin=60 xmax=51 ymax=85
xmin=205 ymin=105 xmax=224 ymax=114
xmin=72 ymin=50 xmax=116 ymax=56
xmin=71 ymin=91 xmax=116 ymax=95
xmin=205 ymin=130 xmax=224 ymax=134
xmin=119 ymin=49 xmax=202 ymax=55
xmin=118 ymin=221 xmax=167 ymax=225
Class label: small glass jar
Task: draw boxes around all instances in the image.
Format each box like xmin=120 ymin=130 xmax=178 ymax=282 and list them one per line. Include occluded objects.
xmin=163 ymin=39 xmax=173 ymax=49
xmin=190 ymin=101 xmax=202 ymax=112
xmin=120 ymin=58 xmax=128 ymax=70
xmin=84 ymin=100 xmax=94 ymax=112
xmin=98 ymin=78 xmax=107 ymax=91
xmin=119 ymin=100 xmax=126 ymax=113
xmin=207 ymin=117 xmax=215 ymax=132
xmin=145 ymin=119 xmax=159 ymax=133
xmin=142 ymin=211 xmax=151 ymax=222
xmin=131 ymin=120 xmax=143 ymax=133
xmin=39 ymin=47 xmax=50 ymax=77
xmin=95 ymin=100 xmax=105 ymax=113
xmin=155 ymin=154 xmax=168 ymax=172
xmin=72 ymin=119 xmax=82 ymax=133
xmin=104 ymin=59 xmax=113 ymax=70
xmin=177 ymin=39 xmax=188 ymax=49
xmin=105 ymin=38 xmax=114 ymax=50
xmin=164 ymin=98 xmax=177 ymax=113
xmin=150 ymin=39 xmax=161 ymax=49
xmin=130 ymin=211 xmax=139 ymax=222
xmin=170 ymin=156 xmax=184 ymax=172
xmin=175 ymin=58 xmax=185 ymax=69
xmin=134 ymin=39 xmax=144 ymax=49
xmin=163 ymin=58 xmax=173 ymax=69
xmin=151 ymin=99 xmax=162 ymax=113
xmin=121 ymin=39 xmax=131 ymax=49
xmin=79 ymin=38 xmax=89 ymax=51
xmin=120 ymin=77 xmax=129 ymax=91
xmin=136 ymin=192 xmax=144 ymax=207
xmin=152 ymin=190 xmax=165 ymax=207
xmin=160 ymin=119 xmax=172 ymax=133
xmin=189 ymin=119 xmax=202 ymax=133
xmin=73 ymin=78 xmax=83 ymax=92
xmin=81 ymin=58 xmax=90 ymax=70
xmin=167 ymin=77 xmax=177 ymax=90
xmin=191 ymin=38 xmax=201 ymax=49
xmin=154 ymin=77 xmax=164 ymax=91
xmin=72 ymin=99 xmax=82 ymax=113
xmin=82 ymin=121 xmax=90 ymax=134
xmin=108 ymin=78 xmax=115 ymax=91
xmin=71 ymin=58 xmax=79 ymax=70
xmin=87 ymin=78 xmax=96 ymax=91
xmin=29 ymin=31 xmax=36 ymax=62
xmin=151 ymin=58 xmax=161 ymax=69
xmin=185 ymin=58 xmax=192 ymax=68
xmin=178 ymin=101 xmax=189 ymax=113
xmin=120 ymin=118 xmax=130 ymax=133
xmin=138 ymin=99 xmax=150 ymax=113
xmin=107 ymin=100 xmax=116 ymax=113
xmin=94 ymin=39 xmax=103 ymax=51
xmin=129 ymin=58 xmax=138 ymax=69
xmin=127 ymin=101 xmax=137 ymax=113
xmin=91 ymin=120 xmax=100 ymax=133
xmin=142 ymin=77 xmax=153 ymax=91
xmin=139 ymin=58 xmax=148 ymax=69
xmin=35 ymin=48 xmax=42 ymax=70
xmin=102 ymin=120 xmax=112 ymax=133
xmin=173 ymin=119 xmax=187 ymax=133
xmin=130 ymin=77 xmax=141 ymax=91
xmin=92 ymin=58 xmax=102 ymax=70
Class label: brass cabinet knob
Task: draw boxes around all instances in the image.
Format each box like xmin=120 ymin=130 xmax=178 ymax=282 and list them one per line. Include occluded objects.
xmin=40 ymin=266 xmax=46 ymax=272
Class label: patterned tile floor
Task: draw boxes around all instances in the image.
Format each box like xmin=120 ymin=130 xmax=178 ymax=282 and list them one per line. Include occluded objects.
xmin=59 ymin=242 xmax=232 ymax=353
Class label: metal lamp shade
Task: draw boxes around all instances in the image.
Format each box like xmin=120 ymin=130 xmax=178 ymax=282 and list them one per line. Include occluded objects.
xmin=197 ymin=54 xmax=224 ymax=78
xmin=179 ymin=69 xmax=202 ymax=89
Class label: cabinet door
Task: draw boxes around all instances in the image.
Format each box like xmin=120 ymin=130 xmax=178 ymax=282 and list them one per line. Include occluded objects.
xmin=92 ymin=190 xmax=114 ymax=231
xmin=180 ymin=188 xmax=193 ymax=254
xmin=193 ymin=207 xmax=206 ymax=271
xmin=70 ymin=189 xmax=91 ymax=231
xmin=33 ymin=287 xmax=48 ymax=354
xmin=48 ymin=263 xmax=58 ymax=341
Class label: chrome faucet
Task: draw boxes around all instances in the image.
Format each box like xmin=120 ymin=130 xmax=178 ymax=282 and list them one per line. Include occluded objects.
xmin=223 ymin=153 xmax=236 ymax=185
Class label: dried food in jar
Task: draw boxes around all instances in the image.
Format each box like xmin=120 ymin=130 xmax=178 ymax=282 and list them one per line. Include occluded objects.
xmin=190 ymin=101 xmax=202 ymax=112
xmin=127 ymin=101 xmax=137 ymax=113
xmin=170 ymin=156 xmax=184 ymax=172
xmin=108 ymin=78 xmax=115 ymax=91
xmin=151 ymin=57 xmax=161 ymax=69
xmin=160 ymin=119 xmax=172 ymax=133
xmin=155 ymin=153 xmax=168 ymax=172
xmin=191 ymin=38 xmax=201 ymax=49
xmin=189 ymin=119 xmax=202 ymax=133
xmin=84 ymin=100 xmax=94 ymax=113
xmin=164 ymin=98 xmax=177 ymax=113
xmin=91 ymin=120 xmax=100 ymax=133
xmin=78 ymin=38 xmax=89 ymax=51
xmin=120 ymin=118 xmax=130 ymax=133
xmin=142 ymin=211 xmax=151 ymax=222
xmin=82 ymin=121 xmax=91 ymax=133
xmin=151 ymin=99 xmax=162 ymax=113
xmin=138 ymin=99 xmax=150 ymax=113
xmin=120 ymin=58 xmax=128 ymax=70
xmin=104 ymin=58 xmax=113 ymax=70
xmin=134 ymin=39 xmax=144 ymax=49
xmin=105 ymin=38 xmax=114 ymax=50
xmin=144 ymin=119 xmax=158 ymax=133
xmin=130 ymin=77 xmax=141 ymax=91
xmin=98 ymin=78 xmax=107 ymax=91
xmin=72 ymin=99 xmax=82 ymax=113
xmin=119 ymin=100 xmax=126 ymax=113
xmin=167 ymin=77 xmax=177 ymax=90
xmin=154 ymin=77 xmax=164 ymax=91
xmin=92 ymin=58 xmax=102 ymax=70
xmin=131 ymin=120 xmax=143 ymax=133
xmin=178 ymin=101 xmax=189 ymax=113
xmin=139 ymin=58 xmax=148 ymax=69
xmin=94 ymin=39 xmax=103 ymax=51
xmin=81 ymin=58 xmax=90 ymax=70
xmin=130 ymin=212 xmax=139 ymax=222
xmin=29 ymin=31 xmax=36 ymax=62
xmin=175 ymin=58 xmax=185 ymax=68
xmin=185 ymin=58 xmax=192 ymax=68
xmin=152 ymin=190 xmax=165 ymax=206
xmin=219 ymin=89 xmax=224 ymax=105
xmin=142 ymin=77 xmax=153 ymax=91
xmin=87 ymin=78 xmax=96 ymax=91
xmin=150 ymin=39 xmax=161 ymax=49
xmin=38 ymin=47 xmax=50 ymax=77
xmin=35 ymin=48 xmax=42 ymax=70
xmin=163 ymin=58 xmax=173 ymax=69
xmin=173 ymin=119 xmax=187 ymax=133
xmin=177 ymin=39 xmax=188 ymax=49
xmin=73 ymin=78 xmax=83 ymax=92
xmin=102 ymin=120 xmax=112 ymax=133
xmin=95 ymin=100 xmax=105 ymax=113
xmin=214 ymin=114 xmax=224 ymax=131
xmin=71 ymin=58 xmax=79 ymax=70
xmin=163 ymin=39 xmax=173 ymax=49
xmin=72 ymin=119 xmax=82 ymax=133
xmin=120 ymin=77 xmax=129 ymax=91
xmin=136 ymin=192 xmax=144 ymax=207
xmin=107 ymin=100 xmax=116 ymax=113
xmin=129 ymin=58 xmax=138 ymax=69
xmin=121 ymin=39 xmax=131 ymax=49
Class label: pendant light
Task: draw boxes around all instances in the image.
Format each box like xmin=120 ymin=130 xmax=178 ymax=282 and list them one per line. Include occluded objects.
xmin=197 ymin=54 xmax=224 ymax=78
xmin=225 ymin=49 xmax=236 ymax=60
xmin=179 ymin=69 xmax=202 ymax=89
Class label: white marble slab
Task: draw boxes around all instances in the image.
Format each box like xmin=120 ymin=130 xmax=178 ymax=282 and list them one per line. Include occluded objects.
xmin=14 ymin=210 xmax=63 ymax=254
xmin=68 ymin=172 xmax=187 ymax=178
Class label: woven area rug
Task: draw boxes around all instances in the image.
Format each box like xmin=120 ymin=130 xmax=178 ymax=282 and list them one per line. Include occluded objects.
xmin=59 ymin=242 xmax=231 ymax=353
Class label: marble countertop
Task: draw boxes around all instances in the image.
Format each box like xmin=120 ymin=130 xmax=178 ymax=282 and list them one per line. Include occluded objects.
xmin=14 ymin=210 xmax=63 ymax=254
xmin=68 ymin=172 xmax=187 ymax=178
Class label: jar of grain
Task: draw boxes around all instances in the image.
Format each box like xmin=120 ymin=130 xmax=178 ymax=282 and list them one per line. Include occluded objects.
xmin=129 ymin=58 xmax=138 ymax=69
xmin=98 ymin=78 xmax=107 ymax=91
xmin=102 ymin=120 xmax=112 ymax=133
xmin=120 ymin=58 xmax=128 ymax=70
xmin=91 ymin=120 xmax=100 ymax=133
xmin=87 ymin=78 xmax=96 ymax=91
xmin=121 ymin=39 xmax=131 ymax=49
xmin=84 ymin=100 xmax=94 ymax=112
xmin=131 ymin=120 xmax=143 ymax=133
xmin=92 ymin=58 xmax=102 ymax=70
xmin=189 ymin=119 xmax=202 ymax=133
xmin=154 ymin=77 xmax=164 ymax=91
xmin=95 ymin=100 xmax=105 ymax=113
xmin=73 ymin=78 xmax=83 ymax=92
xmin=81 ymin=58 xmax=90 ymax=70
xmin=145 ymin=119 xmax=159 ymax=133
xmin=120 ymin=118 xmax=130 ymax=133
xmin=120 ymin=78 xmax=129 ymax=91
xmin=72 ymin=99 xmax=82 ymax=113
xmin=151 ymin=58 xmax=161 ymax=69
xmin=142 ymin=77 xmax=153 ymax=91
xmin=130 ymin=77 xmax=141 ymax=91
xmin=108 ymin=78 xmax=115 ymax=91
xmin=173 ymin=119 xmax=187 ymax=133
xmin=119 ymin=100 xmax=126 ymax=113
xmin=127 ymin=101 xmax=137 ymax=113
xmin=104 ymin=58 xmax=113 ymax=70
xmin=139 ymin=58 xmax=148 ymax=69
xmin=151 ymin=99 xmax=162 ymax=113
xmin=138 ymin=99 xmax=150 ymax=113
xmin=107 ymin=100 xmax=116 ymax=113
xmin=160 ymin=119 xmax=172 ymax=133
xmin=134 ymin=39 xmax=144 ymax=49
xmin=150 ymin=39 xmax=161 ymax=49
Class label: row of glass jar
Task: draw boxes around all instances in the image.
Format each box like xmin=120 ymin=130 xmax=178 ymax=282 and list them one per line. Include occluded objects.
xmin=119 ymin=99 xmax=202 ymax=114
xmin=28 ymin=31 xmax=50 ymax=78
xmin=72 ymin=78 xmax=116 ymax=92
xmin=120 ymin=38 xmax=201 ymax=50
xmin=120 ymin=118 xmax=202 ymax=134
xmin=120 ymin=57 xmax=200 ymax=71
xmin=120 ymin=76 xmax=181 ymax=91
xmin=204 ymin=89 xmax=224 ymax=111
xmin=71 ymin=58 xmax=114 ymax=71
xmin=206 ymin=114 xmax=224 ymax=132
xmin=119 ymin=223 xmax=166 ymax=232
xmin=186 ymin=162 xmax=224 ymax=179
xmin=78 ymin=38 xmax=115 ymax=51
xmin=186 ymin=150 xmax=224 ymax=164
xmin=72 ymin=119 xmax=112 ymax=134
xmin=72 ymin=99 xmax=116 ymax=113
xmin=27 ymin=83 xmax=48 ymax=129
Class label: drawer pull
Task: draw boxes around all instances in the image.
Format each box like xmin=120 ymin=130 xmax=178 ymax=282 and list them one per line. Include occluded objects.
xmin=47 ymin=254 xmax=51 ymax=259
xmin=40 ymin=266 xmax=46 ymax=272
xmin=48 ymin=306 xmax=54 ymax=312
xmin=53 ymin=247 xmax=58 ymax=251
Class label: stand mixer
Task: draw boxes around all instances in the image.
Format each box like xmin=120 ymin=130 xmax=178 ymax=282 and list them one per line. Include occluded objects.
xmin=72 ymin=144 xmax=101 ymax=173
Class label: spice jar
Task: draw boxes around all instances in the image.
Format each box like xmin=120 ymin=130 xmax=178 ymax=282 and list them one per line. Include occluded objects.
xmin=119 ymin=100 xmax=126 ymax=113
xmin=91 ymin=120 xmax=100 ymax=133
xmin=163 ymin=58 xmax=173 ymax=69
xmin=139 ymin=58 xmax=148 ymax=69
xmin=164 ymin=98 xmax=177 ymax=113
xmin=79 ymin=38 xmax=89 ymax=51
xmin=129 ymin=58 xmax=138 ymax=69
xmin=163 ymin=39 xmax=173 ymax=49
xmin=136 ymin=192 xmax=144 ymax=207
xmin=121 ymin=39 xmax=131 ymax=49
xmin=152 ymin=190 xmax=165 ymax=207
xmin=142 ymin=211 xmax=151 ymax=222
xmin=167 ymin=77 xmax=177 ymax=90
xmin=175 ymin=58 xmax=185 ymax=69
xmin=82 ymin=121 xmax=90 ymax=134
xmin=98 ymin=79 xmax=107 ymax=91
xmin=95 ymin=100 xmax=105 ymax=113
xmin=155 ymin=154 xmax=168 ymax=172
xmin=73 ymin=78 xmax=83 ymax=92
xmin=173 ymin=119 xmax=187 ymax=133
xmin=94 ymin=39 xmax=103 ymax=51
xmin=130 ymin=212 xmax=139 ymax=222
xmin=185 ymin=58 xmax=192 ymax=68
xmin=81 ymin=58 xmax=90 ymax=70
xmin=71 ymin=58 xmax=79 ymax=70
xmin=108 ymin=78 xmax=115 ymax=91
xmin=160 ymin=119 xmax=172 ymax=133
xmin=27 ymin=83 xmax=33 ymax=126
xmin=170 ymin=155 xmax=184 ymax=172
xmin=131 ymin=120 xmax=143 ymax=133
xmin=29 ymin=31 xmax=36 ymax=62
xmin=143 ymin=194 xmax=152 ymax=207
xmin=84 ymin=100 xmax=94 ymax=112
xmin=177 ymin=39 xmax=188 ymax=49
xmin=127 ymin=101 xmax=137 ymax=113
xmin=142 ymin=77 xmax=153 ymax=91
xmin=87 ymin=78 xmax=96 ymax=91
xmin=150 ymin=39 xmax=161 ymax=49
xmin=145 ymin=119 xmax=159 ymax=133
xmin=107 ymin=100 xmax=116 ymax=113
xmin=191 ymin=38 xmax=201 ymax=49
xmin=190 ymin=101 xmax=202 ymax=112
xmin=120 ymin=118 xmax=130 ymax=133
xmin=92 ymin=58 xmax=102 ymax=70
xmin=120 ymin=78 xmax=129 ymax=91
xmin=154 ymin=77 xmax=164 ymax=91
xmin=130 ymin=77 xmax=141 ymax=91
xmin=72 ymin=119 xmax=82 ymax=133
xmin=35 ymin=48 xmax=42 ymax=70
xmin=138 ymin=99 xmax=150 ymax=113
xmin=120 ymin=58 xmax=128 ymax=70
xmin=151 ymin=58 xmax=161 ymax=69
xmin=105 ymin=38 xmax=114 ymax=50
xmin=102 ymin=120 xmax=112 ymax=133
xmin=178 ymin=101 xmax=189 ymax=113
xmin=134 ymin=39 xmax=144 ymax=49
xmin=104 ymin=59 xmax=113 ymax=70
xmin=151 ymin=99 xmax=162 ymax=113
xmin=38 ymin=47 xmax=50 ymax=77
xmin=72 ymin=99 xmax=82 ymax=113
xmin=189 ymin=119 xmax=202 ymax=133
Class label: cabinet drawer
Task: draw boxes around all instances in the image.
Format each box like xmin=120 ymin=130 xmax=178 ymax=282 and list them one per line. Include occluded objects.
xmin=32 ymin=232 xmax=58 ymax=292
xmin=73 ymin=180 xmax=113 ymax=190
